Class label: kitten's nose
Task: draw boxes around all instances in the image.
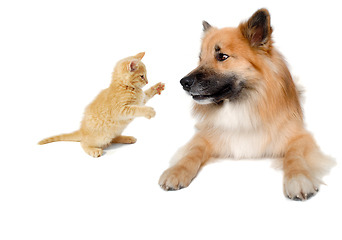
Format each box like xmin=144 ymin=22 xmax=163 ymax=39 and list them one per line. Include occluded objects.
xmin=180 ymin=76 xmax=195 ymax=92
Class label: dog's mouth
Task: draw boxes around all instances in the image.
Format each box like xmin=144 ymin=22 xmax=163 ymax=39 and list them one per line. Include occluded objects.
xmin=191 ymin=84 xmax=235 ymax=104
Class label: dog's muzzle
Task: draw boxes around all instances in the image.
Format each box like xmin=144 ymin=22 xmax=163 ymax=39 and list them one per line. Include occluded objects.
xmin=180 ymin=72 xmax=243 ymax=104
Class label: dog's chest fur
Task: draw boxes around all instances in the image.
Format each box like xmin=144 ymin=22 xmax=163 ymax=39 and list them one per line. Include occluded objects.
xmin=202 ymin=101 xmax=285 ymax=159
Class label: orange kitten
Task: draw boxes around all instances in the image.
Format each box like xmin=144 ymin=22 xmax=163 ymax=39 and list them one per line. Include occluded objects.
xmin=39 ymin=52 xmax=165 ymax=157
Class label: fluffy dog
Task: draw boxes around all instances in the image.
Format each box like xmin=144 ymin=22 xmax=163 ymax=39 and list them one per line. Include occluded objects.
xmin=159 ymin=9 xmax=335 ymax=201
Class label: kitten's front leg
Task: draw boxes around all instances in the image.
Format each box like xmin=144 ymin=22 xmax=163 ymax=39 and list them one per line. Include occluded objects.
xmin=143 ymin=82 xmax=165 ymax=104
xmin=120 ymin=105 xmax=156 ymax=119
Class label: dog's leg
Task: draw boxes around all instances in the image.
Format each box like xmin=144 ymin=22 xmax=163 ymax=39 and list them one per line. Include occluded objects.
xmin=159 ymin=132 xmax=212 ymax=190
xmin=283 ymin=132 xmax=335 ymax=201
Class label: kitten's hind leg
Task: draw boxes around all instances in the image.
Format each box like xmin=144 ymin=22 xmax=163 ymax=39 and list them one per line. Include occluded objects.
xmin=81 ymin=142 xmax=103 ymax=158
xmin=111 ymin=136 xmax=137 ymax=144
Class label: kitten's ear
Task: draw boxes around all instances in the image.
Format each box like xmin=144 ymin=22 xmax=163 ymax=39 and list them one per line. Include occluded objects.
xmin=239 ymin=8 xmax=272 ymax=48
xmin=128 ymin=60 xmax=140 ymax=72
xmin=134 ymin=52 xmax=145 ymax=60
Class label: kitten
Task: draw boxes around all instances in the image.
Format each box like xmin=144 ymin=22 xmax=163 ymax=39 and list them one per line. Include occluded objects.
xmin=39 ymin=52 xmax=165 ymax=158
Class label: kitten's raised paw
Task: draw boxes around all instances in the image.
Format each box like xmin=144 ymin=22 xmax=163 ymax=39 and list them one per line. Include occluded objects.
xmin=154 ymin=82 xmax=165 ymax=95
xmin=144 ymin=107 xmax=156 ymax=119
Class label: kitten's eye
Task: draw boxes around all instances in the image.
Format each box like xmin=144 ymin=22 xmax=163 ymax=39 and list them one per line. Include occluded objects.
xmin=140 ymin=75 xmax=144 ymax=79
xmin=216 ymin=53 xmax=229 ymax=61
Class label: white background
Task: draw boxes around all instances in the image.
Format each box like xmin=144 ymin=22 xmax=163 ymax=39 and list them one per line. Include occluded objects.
xmin=1 ymin=0 xmax=341 ymax=239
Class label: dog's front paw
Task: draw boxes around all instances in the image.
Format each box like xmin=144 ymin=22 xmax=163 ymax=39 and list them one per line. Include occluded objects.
xmin=283 ymin=174 xmax=320 ymax=201
xmin=159 ymin=165 xmax=194 ymax=191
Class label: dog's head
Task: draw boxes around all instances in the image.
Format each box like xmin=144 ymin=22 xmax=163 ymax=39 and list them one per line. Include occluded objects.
xmin=180 ymin=9 xmax=273 ymax=105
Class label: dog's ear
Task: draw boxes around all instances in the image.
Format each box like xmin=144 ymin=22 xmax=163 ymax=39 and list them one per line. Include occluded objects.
xmin=239 ymin=8 xmax=272 ymax=48
xmin=202 ymin=21 xmax=212 ymax=32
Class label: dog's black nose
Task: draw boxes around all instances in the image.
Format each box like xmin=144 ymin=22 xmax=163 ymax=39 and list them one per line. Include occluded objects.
xmin=180 ymin=76 xmax=194 ymax=91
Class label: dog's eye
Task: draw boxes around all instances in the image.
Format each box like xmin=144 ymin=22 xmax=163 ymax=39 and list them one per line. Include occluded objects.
xmin=216 ymin=53 xmax=229 ymax=61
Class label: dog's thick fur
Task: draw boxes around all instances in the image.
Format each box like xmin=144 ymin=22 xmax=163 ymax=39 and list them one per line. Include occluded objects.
xmin=159 ymin=9 xmax=335 ymax=200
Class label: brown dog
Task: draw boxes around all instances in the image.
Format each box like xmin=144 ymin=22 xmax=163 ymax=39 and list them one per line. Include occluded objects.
xmin=159 ymin=9 xmax=335 ymax=201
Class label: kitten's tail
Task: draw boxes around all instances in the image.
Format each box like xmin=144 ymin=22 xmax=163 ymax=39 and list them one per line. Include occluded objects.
xmin=38 ymin=130 xmax=82 ymax=145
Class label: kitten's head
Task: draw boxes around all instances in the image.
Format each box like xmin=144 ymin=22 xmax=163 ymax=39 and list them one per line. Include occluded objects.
xmin=113 ymin=52 xmax=148 ymax=88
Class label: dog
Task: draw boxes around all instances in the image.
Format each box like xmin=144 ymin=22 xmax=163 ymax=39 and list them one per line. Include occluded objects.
xmin=158 ymin=8 xmax=335 ymax=201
